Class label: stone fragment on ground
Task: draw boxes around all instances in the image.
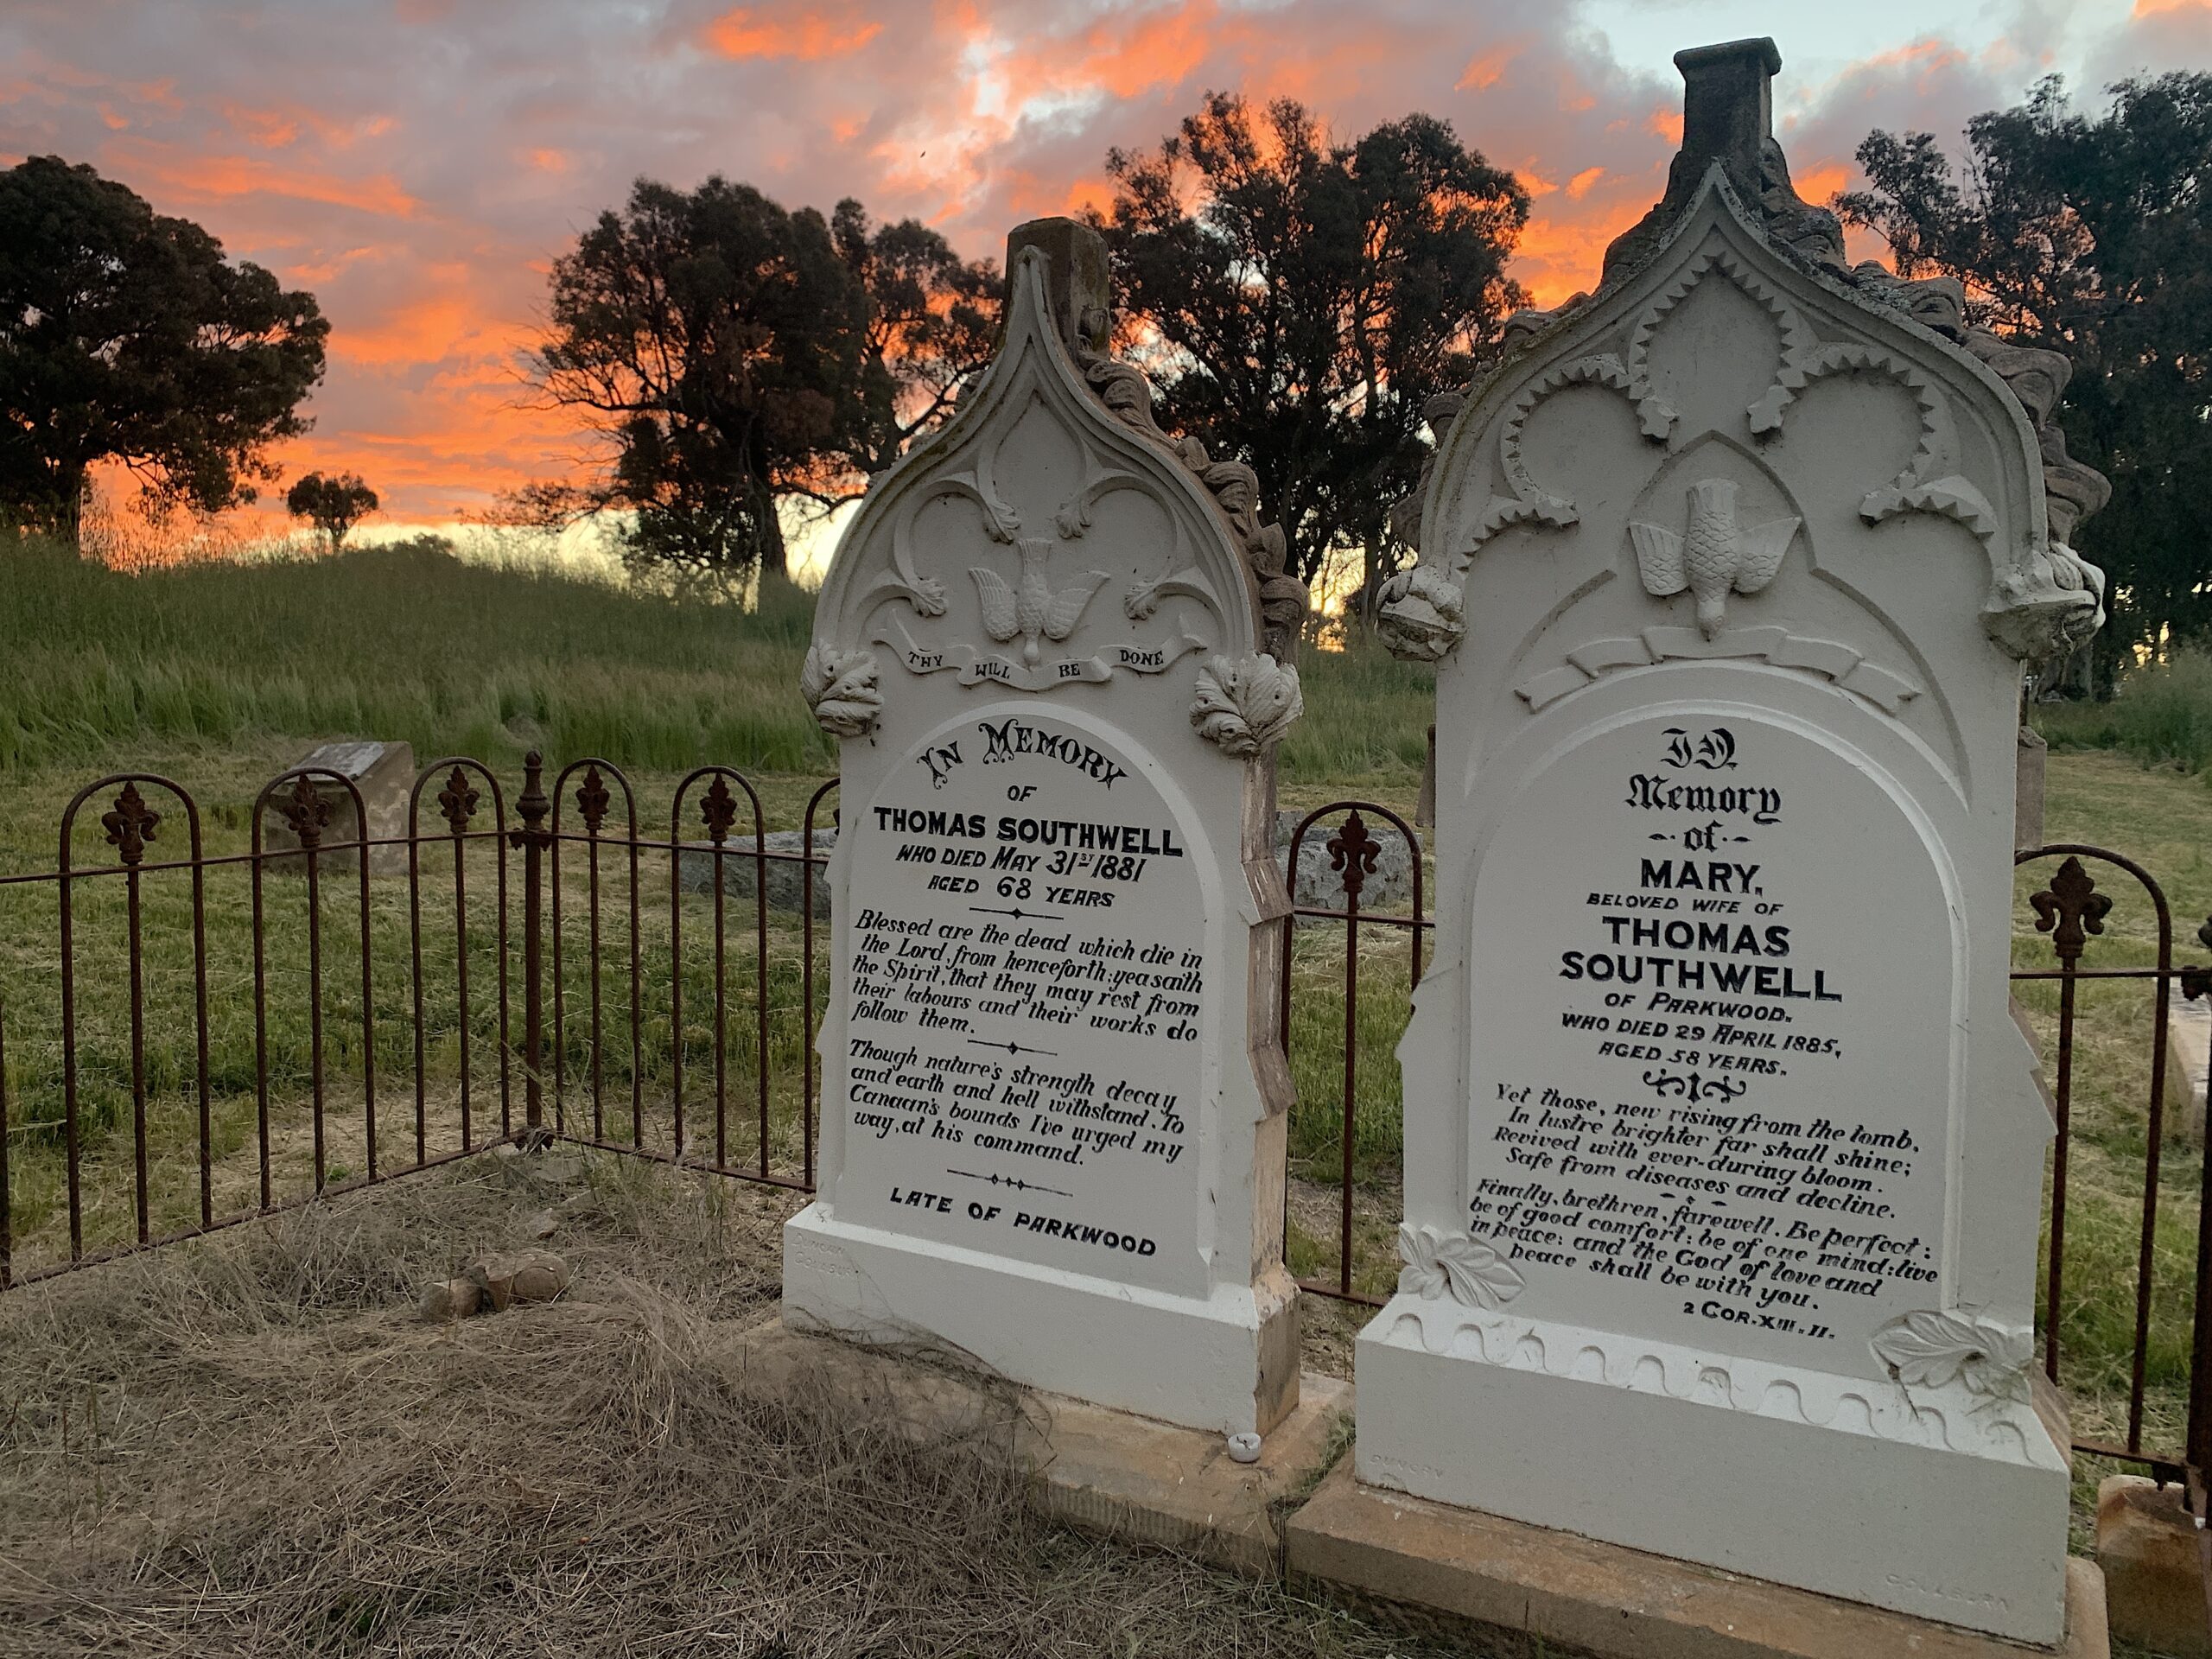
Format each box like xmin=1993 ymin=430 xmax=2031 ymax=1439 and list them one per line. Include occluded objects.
xmin=417 ymin=1278 xmax=480 ymax=1320
xmin=1274 ymin=808 xmax=1416 ymax=914
xmin=2096 ymin=1474 xmax=2209 ymax=1657
xmin=675 ymin=831 xmax=837 ymax=916
xmin=467 ymin=1249 xmax=570 ymax=1311
xmin=418 ymin=1251 xmax=569 ymax=1319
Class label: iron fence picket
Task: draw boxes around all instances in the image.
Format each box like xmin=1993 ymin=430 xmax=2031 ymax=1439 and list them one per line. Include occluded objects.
xmin=5 ymin=765 xmax=2210 ymax=1532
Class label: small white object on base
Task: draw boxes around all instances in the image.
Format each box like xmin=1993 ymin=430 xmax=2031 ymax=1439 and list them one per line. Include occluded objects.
xmin=1226 ymin=1431 xmax=1262 ymax=1464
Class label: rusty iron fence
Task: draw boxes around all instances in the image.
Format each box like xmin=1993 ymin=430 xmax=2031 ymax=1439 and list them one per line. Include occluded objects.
xmin=4 ymin=757 xmax=2210 ymax=1515
xmin=0 ymin=753 xmax=839 ymax=1293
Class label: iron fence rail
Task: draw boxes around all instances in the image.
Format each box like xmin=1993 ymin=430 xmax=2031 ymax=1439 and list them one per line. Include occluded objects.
xmin=3 ymin=760 xmax=2206 ymax=1500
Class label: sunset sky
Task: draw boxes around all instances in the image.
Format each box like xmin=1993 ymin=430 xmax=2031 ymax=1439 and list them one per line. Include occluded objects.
xmin=3 ymin=0 xmax=2209 ymax=541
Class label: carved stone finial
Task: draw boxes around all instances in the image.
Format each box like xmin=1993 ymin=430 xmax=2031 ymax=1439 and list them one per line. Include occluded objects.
xmin=1005 ymin=217 xmax=1111 ymax=360
xmin=1601 ymin=37 xmax=1846 ymax=285
xmin=801 ymin=642 xmax=883 ymax=739
xmin=1189 ymin=652 xmax=1302 ymax=757
xmin=1675 ymin=37 xmax=1781 ymax=202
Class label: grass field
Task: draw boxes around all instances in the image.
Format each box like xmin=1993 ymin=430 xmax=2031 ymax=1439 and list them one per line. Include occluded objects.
xmin=2 ymin=534 xmax=2209 ymax=1563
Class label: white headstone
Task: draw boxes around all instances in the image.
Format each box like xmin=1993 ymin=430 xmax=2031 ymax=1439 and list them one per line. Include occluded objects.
xmin=785 ymin=219 xmax=1311 ymax=1436
xmin=1365 ymin=40 xmax=2106 ymax=1645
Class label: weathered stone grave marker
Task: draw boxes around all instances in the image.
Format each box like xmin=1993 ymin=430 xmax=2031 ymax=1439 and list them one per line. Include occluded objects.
xmin=264 ymin=739 xmax=414 ymax=875
xmin=1363 ymin=38 xmax=2107 ymax=1647
xmin=785 ymin=218 xmax=1310 ymax=1436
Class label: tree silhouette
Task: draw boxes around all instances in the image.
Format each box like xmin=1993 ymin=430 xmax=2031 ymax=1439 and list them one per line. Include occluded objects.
xmin=517 ymin=177 xmax=1000 ymax=576
xmin=287 ymin=471 xmax=379 ymax=552
xmin=1099 ymin=93 xmax=1529 ymax=597
xmin=0 ymin=156 xmax=327 ymax=545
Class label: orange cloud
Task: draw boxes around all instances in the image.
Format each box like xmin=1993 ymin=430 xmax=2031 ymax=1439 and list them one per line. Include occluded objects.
xmin=111 ymin=140 xmax=421 ymax=218
xmin=704 ymin=5 xmax=885 ymax=60
xmin=1794 ymin=161 xmax=1849 ymax=206
xmin=1457 ymin=39 xmax=1523 ymax=92
xmin=2133 ymin=0 xmax=2209 ymax=15
xmin=1564 ymin=164 xmax=1605 ymax=200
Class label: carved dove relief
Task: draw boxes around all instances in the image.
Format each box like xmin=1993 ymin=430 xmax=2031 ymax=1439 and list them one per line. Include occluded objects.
xmin=969 ymin=536 xmax=1110 ymax=667
xmin=1629 ymin=479 xmax=1800 ymax=639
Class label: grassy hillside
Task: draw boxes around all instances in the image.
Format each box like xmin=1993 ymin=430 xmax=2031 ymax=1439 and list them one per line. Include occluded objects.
xmin=0 ymin=534 xmax=833 ymax=774
xmin=0 ymin=531 xmax=1447 ymax=789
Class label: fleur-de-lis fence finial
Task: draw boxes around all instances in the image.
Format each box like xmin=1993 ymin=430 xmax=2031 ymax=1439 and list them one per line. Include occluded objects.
xmin=437 ymin=766 xmax=480 ymax=836
xmin=2029 ymin=855 xmax=2112 ymax=963
xmin=276 ymin=774 xmax=333 ymax=849
xmin=101 ymin=781 xmax=161 ymax=866
xmin=700 ymin=775 xmax=739 ymax=846
xmin=576 ymin=765 xmax=611 ymax=836
xmin=1328 ymin=811 xmax=1382 ymax=906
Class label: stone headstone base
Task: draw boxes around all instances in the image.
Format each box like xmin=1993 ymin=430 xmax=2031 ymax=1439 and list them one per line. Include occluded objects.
xmin=2095 ymin=1474 xmax=2209 ymax=1656
xmin=731 ymin=1313 xmax=1349 ymax=1577
xmin=1353 ymin=1306 xmax=2073 ymax=1643
xmin=1285 ymin=1461 xmax=2109 ymax=1659
xmin=2164 ymin=984 xmax=2211 ymax=1144
xmin=783 ymin=1205 xmax=1299 ymax=1437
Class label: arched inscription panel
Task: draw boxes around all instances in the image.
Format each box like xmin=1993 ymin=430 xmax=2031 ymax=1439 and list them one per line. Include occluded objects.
xmin=1465 ymin=709 xmax=1956 ymax=1377
xmin=837 ymin=706 xmax=1215 ymax=1299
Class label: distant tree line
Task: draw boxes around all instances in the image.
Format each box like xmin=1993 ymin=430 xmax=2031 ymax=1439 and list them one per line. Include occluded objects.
xmin=1 ymin=72 xmax=2204 ymax=683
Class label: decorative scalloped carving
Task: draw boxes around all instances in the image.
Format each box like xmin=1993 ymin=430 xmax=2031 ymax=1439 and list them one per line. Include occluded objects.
xmin=1516 ymin=624 xmax=1923 ymax=715
xmin=1475 ymin=355 xmax=1649 ymax=551
xmin=1625 ymin=246 xmax=1810 ymax=440
xmin=1752 ymin=342 xmax=1953 ymax=494
xmin=1397 ymin=1224 xmax=1527 ymax=1311
xmin=1188 ymin=653 xmax=1303 ymax=757
xmin=1861 ymin=475 xmax=1999 ymax=545
xmin=1377 ymin=1300 xmax=2049 ymax=1465
xmin=801 ymin=643 xmax=883 ymax=739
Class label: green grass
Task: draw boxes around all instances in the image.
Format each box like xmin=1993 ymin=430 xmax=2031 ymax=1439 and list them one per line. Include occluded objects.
xmin=0 ymin=531 xmax=832 ymax=773
xmin=2035 ymin=649 xmax=2212 ymax=777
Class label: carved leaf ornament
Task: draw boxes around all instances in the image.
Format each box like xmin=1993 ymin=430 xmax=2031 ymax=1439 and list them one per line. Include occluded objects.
xmin=1189 ymin=654 xmax=1303 ymax=757
xmin=801 ymin=642 xmax=884 ymax=740
xmin=1397 ymin=1223 xmax=1528 ymax=1312
xmin=1869 ymin=1310 xmax=2032 ymax=1407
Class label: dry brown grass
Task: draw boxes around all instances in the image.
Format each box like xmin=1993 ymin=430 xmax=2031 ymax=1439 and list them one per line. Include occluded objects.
xmin=0 ymin=1149 xmax=1475 ymax=1658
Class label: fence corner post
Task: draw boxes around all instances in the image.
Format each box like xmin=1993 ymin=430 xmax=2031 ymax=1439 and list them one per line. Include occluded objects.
xmin=514 ymin=751 xmax=552 ymax=1140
